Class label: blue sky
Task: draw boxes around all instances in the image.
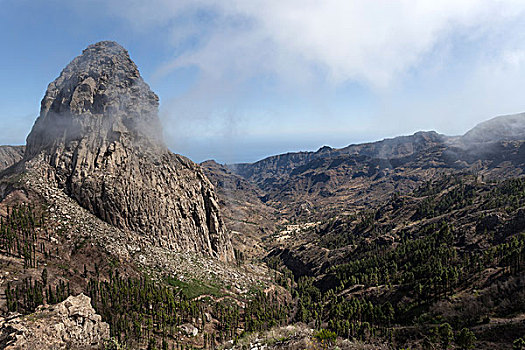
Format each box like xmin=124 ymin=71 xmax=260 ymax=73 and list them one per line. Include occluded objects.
xmin=2 ymin=0 xmax=525 ymax=163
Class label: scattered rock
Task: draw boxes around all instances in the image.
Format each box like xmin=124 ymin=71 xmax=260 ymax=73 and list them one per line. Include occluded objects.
xmin=180 ymin=323 xmax=198 ymax=337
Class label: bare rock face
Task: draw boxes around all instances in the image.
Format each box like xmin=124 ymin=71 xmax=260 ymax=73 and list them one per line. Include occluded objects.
xmin=23 ymin=41 xmax=234 ymax=261
xmin=0 ymin=294 xmax=109 ymax=349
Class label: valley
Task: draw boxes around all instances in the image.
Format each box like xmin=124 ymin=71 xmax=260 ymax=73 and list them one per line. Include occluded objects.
xmin=202 ymin=114 xmax=525 ymax=349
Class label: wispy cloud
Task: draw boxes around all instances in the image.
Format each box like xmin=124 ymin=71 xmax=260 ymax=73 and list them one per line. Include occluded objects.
xmin=103 ymin=0 xmax=525 ymax=87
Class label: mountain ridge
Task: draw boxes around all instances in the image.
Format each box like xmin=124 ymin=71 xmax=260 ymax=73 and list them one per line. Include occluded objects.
xmin=213 ymin=113 xmax=524 ymax=220
xmin=227 ymin=112 xmax=525 ymax=172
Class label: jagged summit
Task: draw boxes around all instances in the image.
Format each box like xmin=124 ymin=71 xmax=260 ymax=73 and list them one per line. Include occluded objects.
xmin=26 ymin=40 xmax=163 ymax=159
xmin=83 ymin=40 xmax=129 ymax=55
xmin=14 ymin=41 xmax=234 ymax=262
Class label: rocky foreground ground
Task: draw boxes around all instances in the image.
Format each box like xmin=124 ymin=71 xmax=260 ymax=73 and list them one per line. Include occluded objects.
xmin=0 ymin=294 xmax=109 ymax=349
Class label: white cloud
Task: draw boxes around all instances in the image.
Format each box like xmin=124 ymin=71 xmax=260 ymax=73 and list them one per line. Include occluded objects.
xmin=104 ymin=0 xmax=525 ymax=88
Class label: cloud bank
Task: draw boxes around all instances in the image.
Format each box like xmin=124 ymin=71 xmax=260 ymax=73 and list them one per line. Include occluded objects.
xmin=106 ymin=0 xmax=525 ymax=86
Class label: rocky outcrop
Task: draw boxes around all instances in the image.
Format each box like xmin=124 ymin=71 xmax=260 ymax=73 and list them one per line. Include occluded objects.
xmin=21 ymin=41 xmax=234 ymax=261
xmin=0 ymin=294 xmax=109 ymax=349
xmin=0 ymin=146 xmax=24 ymax=172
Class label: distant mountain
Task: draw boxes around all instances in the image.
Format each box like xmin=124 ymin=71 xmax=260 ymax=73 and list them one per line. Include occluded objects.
xmin=462 ymin=112 xmax=525 ymax=143
xmin=218 ymin=114 xmax=525 ymax=220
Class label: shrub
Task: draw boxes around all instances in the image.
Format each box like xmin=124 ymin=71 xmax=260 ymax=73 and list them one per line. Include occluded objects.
xmin=314 ymin=328 xmax=337 ymax=347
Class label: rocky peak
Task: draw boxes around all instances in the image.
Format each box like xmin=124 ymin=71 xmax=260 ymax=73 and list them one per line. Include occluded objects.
xmin=19 ymin=41 xmax=234 ymax=262
xmin=26 ymin=40 xmax=163 ymax=159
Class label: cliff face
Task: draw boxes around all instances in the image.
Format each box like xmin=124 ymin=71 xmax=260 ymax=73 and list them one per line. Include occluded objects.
xmin=23 ymin=41 xmax=234 ymax=261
